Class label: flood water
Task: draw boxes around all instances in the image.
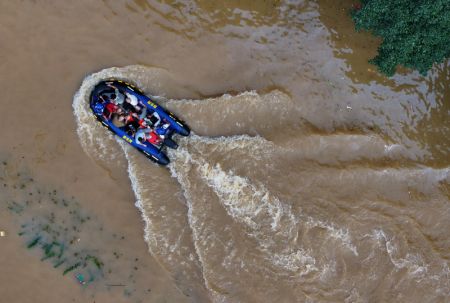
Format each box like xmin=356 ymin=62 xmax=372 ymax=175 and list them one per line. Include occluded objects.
xmin=1 ymin=1 xmax=450 ymax=302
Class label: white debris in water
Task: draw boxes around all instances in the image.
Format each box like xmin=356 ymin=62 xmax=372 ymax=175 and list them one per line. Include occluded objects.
xmin=0 ymin=231 xmax=6 ymax=237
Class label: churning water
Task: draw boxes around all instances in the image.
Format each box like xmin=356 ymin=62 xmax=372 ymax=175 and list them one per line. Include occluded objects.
xmin=73 ymin=61 xmax=450 ymax=302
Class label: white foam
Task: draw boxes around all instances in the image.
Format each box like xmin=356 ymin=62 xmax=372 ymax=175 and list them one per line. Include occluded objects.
xmin=120 ymin=141 xmax=159 ymax=251
xmin=167 ymin=148 xmax=229 ymax=303
xmin=169 ymin=141 xmax=312 ymax=281
xmin=318 ymin=259 xmax=336 ymax=282
xmin=168 ymin=140 xmax=367 ymax=282
xmin=198 ymin=161 xmax=293 ymax=231
xmin=165 ymin=90 xmax=284 ymax=107
xmin=271 ymin=249 xmax=318 ymax=275
xmin=306 ymin=217 xmax=358 ymax=256
xmin=372 ymin=229 xmax=428 ymax=279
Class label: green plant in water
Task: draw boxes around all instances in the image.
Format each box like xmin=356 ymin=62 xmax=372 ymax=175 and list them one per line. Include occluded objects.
xmin=41 ymin=242 xmax=64 ymax=261
xmin=351 ymin=0 xmax=450 ymax=76
xmin=27 ymin=236 xmax=41 ymax=248
xmin=7 ymin=201 xmax=25 ymax=214
xmin=63 ymin=262 xmax=81 ymax=275
xmin=86 ymin=255 xmax=104 ymax=270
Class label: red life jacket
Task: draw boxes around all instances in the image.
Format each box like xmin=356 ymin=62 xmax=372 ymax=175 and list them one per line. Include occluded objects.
xmin=106 ymin=103 xmax=118 ymax=113
xmin=138 ymin=119 xmax=147 ymax=128
xmin=124 ymin=114 xmax=135 ymax=124
xmin=147 ymin=131 xmax=161 ymax=144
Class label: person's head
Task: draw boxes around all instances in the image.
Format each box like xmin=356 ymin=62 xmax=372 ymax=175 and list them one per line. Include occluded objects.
xmin=138 ymin=137 xmax=145 ymax=143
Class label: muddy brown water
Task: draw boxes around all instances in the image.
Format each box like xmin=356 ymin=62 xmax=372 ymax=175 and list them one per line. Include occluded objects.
xmin=1 ymin=1 xmax=449 ymax=302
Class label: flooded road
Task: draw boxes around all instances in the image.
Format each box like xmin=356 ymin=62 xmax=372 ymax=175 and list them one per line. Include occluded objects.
xmin=1 ymin=1 xmax=450 ymax=302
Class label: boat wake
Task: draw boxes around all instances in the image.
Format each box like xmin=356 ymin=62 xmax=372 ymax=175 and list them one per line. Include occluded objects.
xmin=73 ymin=66 xmax=450 ymax=303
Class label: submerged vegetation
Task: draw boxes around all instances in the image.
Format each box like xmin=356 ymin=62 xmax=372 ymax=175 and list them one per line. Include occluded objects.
xmin=351 ymin=0 xmax=450 ymax=76
xmin=6 ymin=182 xmax=106 ymax=284
xmin=1 ymin=157 xmax=149 ymax=300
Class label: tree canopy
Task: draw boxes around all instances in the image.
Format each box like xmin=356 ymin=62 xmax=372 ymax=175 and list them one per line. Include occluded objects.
xmin=351 ymin=0 xmax=450 ymax=76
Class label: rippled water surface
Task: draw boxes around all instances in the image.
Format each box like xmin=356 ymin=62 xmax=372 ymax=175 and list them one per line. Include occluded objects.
xmin=1 ymin=1 xmax=450 ymax=302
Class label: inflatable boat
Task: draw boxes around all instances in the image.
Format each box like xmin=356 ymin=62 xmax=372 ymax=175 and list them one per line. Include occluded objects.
xmin=89 ymin=79 xmax=190 ymax=165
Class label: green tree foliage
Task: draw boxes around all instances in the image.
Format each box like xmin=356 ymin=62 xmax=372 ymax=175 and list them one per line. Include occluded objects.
xmin=351 ymin=0 xmax=450 ymax=76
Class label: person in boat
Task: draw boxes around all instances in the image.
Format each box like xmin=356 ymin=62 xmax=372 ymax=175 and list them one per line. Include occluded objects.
xmin=137 ymin=108 xmax=171 ymax=139
xmin=154 ymin=121 xmax=171 ymax=139
xmin=101 ymin=90 xmax=124 ymax=108
xmin=105 ymin=83 xmax=142 ymax=112
xmin=148 ymin=111 xmax=161 ymax=127
xmin=137 ymin=107 xmax=162 ymax=129
xmin=135 ymin=128 xmax=162 ymax=146
xmin=118 ymin=111 xmax=136 ymax=124
xmin=104 ymin=102 xmax=123 ymax=120
xmin=94 ymin=100 xmax=123 ymax=122
xmin=115 ymin=111 xmax=140 ymax=136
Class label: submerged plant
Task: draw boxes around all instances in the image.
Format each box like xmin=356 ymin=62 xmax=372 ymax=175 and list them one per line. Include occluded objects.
xmin=1 ymin=157 xmax=147 ymax=299
xmin=20 ymin=218 xmax=104 ymax=283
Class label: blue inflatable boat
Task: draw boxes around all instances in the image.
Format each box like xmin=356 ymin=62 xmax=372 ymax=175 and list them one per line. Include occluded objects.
xmin=89 ymin=79 xmax=190 ymax=165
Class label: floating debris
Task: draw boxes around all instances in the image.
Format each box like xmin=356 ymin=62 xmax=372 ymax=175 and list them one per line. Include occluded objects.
xmin=0 ymin=231 xmax=6 ymax=237
xmin=76 ymin=273 xmax=86 ymax=285
xmin=106 ymin=284 xmax=126 ymax=287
